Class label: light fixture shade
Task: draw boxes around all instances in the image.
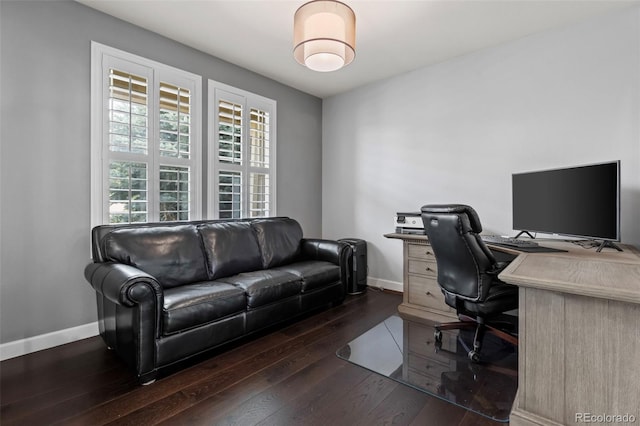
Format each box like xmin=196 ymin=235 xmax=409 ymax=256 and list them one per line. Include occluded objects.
xmin=293 ymin=0 xmax=356 ymax=72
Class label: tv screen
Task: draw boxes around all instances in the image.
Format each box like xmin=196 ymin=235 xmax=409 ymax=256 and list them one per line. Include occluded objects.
xmin=512 ymin=161 xmax=620 ymax=241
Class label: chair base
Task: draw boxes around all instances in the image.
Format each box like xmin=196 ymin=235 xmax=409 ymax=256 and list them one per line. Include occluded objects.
xmin=434 ymin=314 xmax=518 ymax=363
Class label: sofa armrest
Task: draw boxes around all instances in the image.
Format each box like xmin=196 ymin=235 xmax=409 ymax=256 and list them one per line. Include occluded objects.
xmin=300 ymin=239 xmax=352 ymax=288
xmin=85 ymin=262 xmax=163 ymax=381
xmin=300 ymin=238 xmax=349 ymax=264
xmin=84 ymin=262 xmax=163 ymax=307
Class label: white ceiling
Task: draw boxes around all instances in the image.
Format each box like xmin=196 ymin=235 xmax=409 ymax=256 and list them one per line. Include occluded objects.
xmin=77 ymin=0 xmax=640 ymax=98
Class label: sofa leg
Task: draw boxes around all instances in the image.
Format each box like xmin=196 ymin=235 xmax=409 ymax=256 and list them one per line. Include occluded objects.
xmin=139 ymin=372 xmax=157 ymax=385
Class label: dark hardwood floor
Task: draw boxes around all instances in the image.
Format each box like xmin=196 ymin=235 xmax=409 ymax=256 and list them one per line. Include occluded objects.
xmin=1 ymin=290 xmax=503 ymax=425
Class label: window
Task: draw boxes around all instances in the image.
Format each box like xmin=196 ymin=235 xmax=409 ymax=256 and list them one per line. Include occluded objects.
xmin=91 ymin=42 xmax=202 ymax=226
xmin=209 ymin=81 xmax=276 ymax=219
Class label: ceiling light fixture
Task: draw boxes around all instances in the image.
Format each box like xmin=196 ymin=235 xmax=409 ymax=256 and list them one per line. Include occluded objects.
xmin=293 ymin=0 xmax=356 ymax=72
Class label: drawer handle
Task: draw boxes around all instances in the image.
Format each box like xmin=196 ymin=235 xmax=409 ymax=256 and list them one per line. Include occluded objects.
xmin=425 ymin=267 xmax=435 ymax=273
xmin=425 ymin=291 xmax=432 ymax=296
xmin=425 ymin=251 xmax=433 ymax=256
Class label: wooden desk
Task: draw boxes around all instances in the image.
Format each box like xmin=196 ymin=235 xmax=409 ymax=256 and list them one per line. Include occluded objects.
xmin=386 ymin=234 xmax=640 ymax=425
xmin=384 ymin=233 xmax=457 ymax=323
xmin=499 ymin=241 xmax=640 ymax=426
xmin=384 ymin=232 xmax=517 ymax=323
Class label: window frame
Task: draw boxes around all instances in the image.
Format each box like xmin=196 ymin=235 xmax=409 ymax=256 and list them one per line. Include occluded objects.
xmin=91 ymin=42 xmax=202 ymax=227
xmin=208 ymin=80 xmax=277 ymax=219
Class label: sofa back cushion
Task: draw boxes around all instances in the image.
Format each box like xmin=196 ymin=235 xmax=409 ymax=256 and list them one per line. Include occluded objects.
xmin=252 ymin=218 xmax=303 ymax=269
xmin=102 ymin=224 xmax=209 ymax=289
xmin=198 ymin=222 xmax=263 ymax=279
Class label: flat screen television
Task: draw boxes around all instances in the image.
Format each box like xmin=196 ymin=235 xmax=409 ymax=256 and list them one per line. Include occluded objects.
xmin=512 ymin=161 xmax=620 ymax=249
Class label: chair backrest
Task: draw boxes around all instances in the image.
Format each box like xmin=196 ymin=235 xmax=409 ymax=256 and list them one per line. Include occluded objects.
xmin=421 ymin=204 xmax=497 ymax=303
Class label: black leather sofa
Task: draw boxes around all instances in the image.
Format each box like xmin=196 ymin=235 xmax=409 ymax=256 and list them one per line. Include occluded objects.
xmin=84 ymin=217 xmax=350 ymax=384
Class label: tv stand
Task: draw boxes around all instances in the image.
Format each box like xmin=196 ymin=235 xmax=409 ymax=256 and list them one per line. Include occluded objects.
xmin=514 ymin=230 xmax=535 ymax=239
xmin=596 ymin=240 xmax=623 ymax=252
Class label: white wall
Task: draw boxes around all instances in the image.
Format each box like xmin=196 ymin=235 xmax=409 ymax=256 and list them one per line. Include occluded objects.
xmin=322 ymin=7 xmax=640 ymax=286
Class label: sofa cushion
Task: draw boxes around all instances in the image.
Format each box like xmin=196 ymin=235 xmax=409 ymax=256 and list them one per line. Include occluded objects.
xmin=198 ymin=222 xmax=262 ymax=280
xmin=275 ymin=261 xmax=340 ymax=293
xmin=251 ymin=218 xmax=303 ymax=269
xmin=102 ymin=225 xmax=208 ymax=288
xmin=222 ymin=270 xmax=302 ymax=308
xmin=162 ymin=282 xmax=246 ymax=335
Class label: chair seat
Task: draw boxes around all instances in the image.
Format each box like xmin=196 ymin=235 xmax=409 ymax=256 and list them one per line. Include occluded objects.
xmin=461 ymin=282 xmax=519 ymax=317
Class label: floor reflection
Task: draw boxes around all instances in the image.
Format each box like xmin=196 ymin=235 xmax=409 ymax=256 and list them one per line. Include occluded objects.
xmin=336 ymin=314 xmax=517 ymax=422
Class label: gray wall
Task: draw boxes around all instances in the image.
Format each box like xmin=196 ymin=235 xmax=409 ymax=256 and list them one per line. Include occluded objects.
xmin=322 ymin=6 xmax=640 ymax=286
xmin=0 ymin=1 xmax=323 ymax=344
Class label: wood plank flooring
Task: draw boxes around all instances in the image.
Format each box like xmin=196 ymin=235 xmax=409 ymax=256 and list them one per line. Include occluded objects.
xmin=1 ymin=290 xmax=503 ymax=425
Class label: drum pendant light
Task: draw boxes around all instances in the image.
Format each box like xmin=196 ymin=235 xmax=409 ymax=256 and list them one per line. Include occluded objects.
xmin=293 ymin=0 xmax=356 ymax=72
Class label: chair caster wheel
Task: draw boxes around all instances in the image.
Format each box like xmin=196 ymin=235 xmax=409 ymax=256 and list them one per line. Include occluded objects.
xmin=434 ymin=330 xmax=442 ymax=343
xmin=468 ymin=350 xmax=481 ymax=363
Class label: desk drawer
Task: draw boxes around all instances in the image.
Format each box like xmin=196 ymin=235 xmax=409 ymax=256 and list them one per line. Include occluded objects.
xmin=408 ymin=243 xmax=437 ymax=261
xmin=407 ymin=275 xmax=450 ymax=312
xmin=408 ymin=259 xmax=437 ymax=278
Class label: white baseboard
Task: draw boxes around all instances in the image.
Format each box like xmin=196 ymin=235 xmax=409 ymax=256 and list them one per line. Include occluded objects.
xmin=367 ymin=277 xmax=403 ymax=293
xmin=0 ymin=322 xmax=100 ymax=361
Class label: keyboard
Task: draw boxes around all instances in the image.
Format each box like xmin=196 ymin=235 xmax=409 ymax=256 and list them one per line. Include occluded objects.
xmin=481 ymin=235 xmax=539 ymax=248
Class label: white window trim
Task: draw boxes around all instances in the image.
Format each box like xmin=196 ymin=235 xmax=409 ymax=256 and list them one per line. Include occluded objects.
xmin=91 ymin=42 xmax=202 ymax=227
xmin=208 ymin=80 xmax=277 ymax=219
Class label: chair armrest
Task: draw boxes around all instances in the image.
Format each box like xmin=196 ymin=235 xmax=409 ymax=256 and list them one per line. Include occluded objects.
xmin=487 ymin=261 xmax=512 ymax=277
xmin=84 ymin=262 xmax=163 ymax=307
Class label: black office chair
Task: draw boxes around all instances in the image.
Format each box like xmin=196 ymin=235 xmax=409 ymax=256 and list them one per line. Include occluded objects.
xmin=421 ymin=204 xmax=518 ymax=362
